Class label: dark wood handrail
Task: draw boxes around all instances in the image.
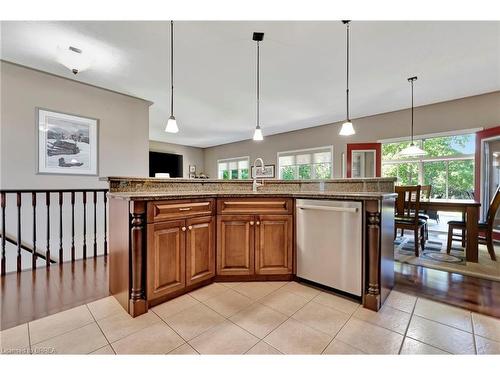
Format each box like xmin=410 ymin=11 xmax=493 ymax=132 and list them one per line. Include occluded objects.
xmin=0 ymin=189 xmax=108 ymax=193
xmin=0 ymin=233 xmax=56 ymax=263
xmin=1 ymin=188 xmax=109 ymax=275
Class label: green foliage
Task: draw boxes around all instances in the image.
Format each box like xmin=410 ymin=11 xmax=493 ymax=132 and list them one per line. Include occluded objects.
xmin=280 ymin=166 xmax=296 ymax=180
xmin=298 ymin=165 xmax=311 ymax=179
xmin=315 ymin=163 xmax=332 ymax=179
xmin=279 ymin=163 xmax=332 ymax=180
xmin=382 ymin=135 xmax=474 ymax=198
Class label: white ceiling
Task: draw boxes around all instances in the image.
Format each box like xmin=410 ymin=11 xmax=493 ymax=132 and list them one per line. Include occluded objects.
xmin=1 ymin=21 xmax=499 ymax=147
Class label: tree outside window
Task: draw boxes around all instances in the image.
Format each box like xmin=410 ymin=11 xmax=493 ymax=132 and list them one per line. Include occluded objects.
xmin=382 ymin=134 xmax=475 ymax=199
xmin=278 ymin=147 xmax=333 ymax=180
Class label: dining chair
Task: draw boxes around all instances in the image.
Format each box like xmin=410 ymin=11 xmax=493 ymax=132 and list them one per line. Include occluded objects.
xmin=419 ymin=185 xmax=432 ymax=240
xmin=446 ymin=185 xmax=500 ymax=261
xmin=395 ymin=185 xmax=427 ymax=257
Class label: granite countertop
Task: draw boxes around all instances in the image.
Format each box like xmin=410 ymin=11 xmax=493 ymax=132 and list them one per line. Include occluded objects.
xmin=108 ymin=190 xmax=398 ymax=201
xmin=103 ymin=176 xmax=397 ymax=184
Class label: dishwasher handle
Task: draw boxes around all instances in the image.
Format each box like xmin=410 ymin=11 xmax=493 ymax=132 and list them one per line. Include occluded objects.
xmin=296 ymin=204 xmax=358 ymax=213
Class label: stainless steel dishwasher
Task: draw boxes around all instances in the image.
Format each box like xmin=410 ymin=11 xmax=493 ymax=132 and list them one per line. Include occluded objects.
xmin=296 ymin=199 xmax=362 ymax=296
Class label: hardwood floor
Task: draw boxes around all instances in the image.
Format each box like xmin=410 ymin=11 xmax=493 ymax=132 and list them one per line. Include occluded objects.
xmin=0 ymin=256 xmax=109 ymax=330
xmin=2 ymin=257 xmax=499 ymax=331
xmin=394 ymin=261 xmax=500 ymax=318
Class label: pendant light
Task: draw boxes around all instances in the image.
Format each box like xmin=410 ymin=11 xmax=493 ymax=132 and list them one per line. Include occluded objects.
xmin=339 ymin=20 xmax=355 ymax=136
xmin=398 ymin=76 xmax=426 ymax=157
xmin=252 ymin=32 xmax=264 ymax=141
xmin=165 ymin=20 xmax=179 ymax=133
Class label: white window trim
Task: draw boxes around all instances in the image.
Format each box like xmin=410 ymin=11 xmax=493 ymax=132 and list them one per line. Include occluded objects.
xmin=277 ymin=145 xmax=334 ymax=180
xmin=217 ymin=156 xmax=250 ymax=180
xmin=378 ymin=127 xmax=482 ymax=144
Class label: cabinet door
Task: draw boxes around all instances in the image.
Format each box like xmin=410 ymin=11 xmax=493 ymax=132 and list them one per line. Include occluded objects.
xmin=217 ymin=215 xmax=255 ymax=275
xmin=186 ymin=216 xmax=215 ymax=286
xmin=147 ymin=220 xmax=186 ymax=300
xmin=255 ymin=215 xmax=293 ymax=275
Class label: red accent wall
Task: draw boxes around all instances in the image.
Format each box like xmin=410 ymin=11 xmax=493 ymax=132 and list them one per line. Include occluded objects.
xmin=346 ymin=143 xmax=382 ymax=178
xmin=475 ymin=126 xmax=500 ymax=203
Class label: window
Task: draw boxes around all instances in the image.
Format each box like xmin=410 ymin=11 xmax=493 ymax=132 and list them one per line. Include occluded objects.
xmin=278 ymin=146 xmax=333 ymax=180
xmin=217 ymin=156 xmax=249 ymax=180
xmin=382 ymin=134 xmax=475 ymax=199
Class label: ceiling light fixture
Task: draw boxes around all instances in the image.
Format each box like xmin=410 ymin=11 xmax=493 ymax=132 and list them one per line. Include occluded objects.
xmin=165 ymin=20 xmax=179 ymax=133
xmin=399 ymin=76 xmax=427 ymax=157
xmin=339 ymin=20 xmax=355 ymax=136
xmin=252 ymin=32 xmax=264 ymax=141
xmin=57 ymin=46 xmax=91 ymax=75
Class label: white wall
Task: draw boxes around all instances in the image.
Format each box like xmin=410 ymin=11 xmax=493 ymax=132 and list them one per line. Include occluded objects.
xmin=0 ymin=61 xmax=151 ymax=189
xmin=0 ymin=61 xmax=151 ymax=272
xmin=149 ymin=140 xmax=204 ymax=178
xmin=203 ymin=91 xmax=500 ymax=178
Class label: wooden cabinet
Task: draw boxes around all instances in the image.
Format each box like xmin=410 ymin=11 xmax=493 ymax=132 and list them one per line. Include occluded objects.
xmin=255 ymin=215 xmax=293 ymax=275
xmin=186 ymin=216 xmax=215 ymax=286
xmin=217 ymin=215 xmax=255 ymax=276
xmin=147 ymin=213 xmax=215 ymax=302
xmin=216 ymin=199 xmax=294 ymax=278
xmin=147 ymin=220 xmax=186 ymax=300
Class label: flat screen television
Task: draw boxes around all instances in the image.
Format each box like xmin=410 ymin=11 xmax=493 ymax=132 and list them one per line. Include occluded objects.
xmin=149 ymin=151 xmax=183 ymax=178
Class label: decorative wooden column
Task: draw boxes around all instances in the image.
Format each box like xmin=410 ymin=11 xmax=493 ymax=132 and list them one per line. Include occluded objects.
xmin=364 ymin=201 xmax=382 ymax=311
xmin=129 ymin=201 xmax=148 ymax=316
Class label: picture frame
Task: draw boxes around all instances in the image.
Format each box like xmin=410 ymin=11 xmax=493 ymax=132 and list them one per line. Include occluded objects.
xmin=189 ymin=164 xmax=196 ymax=178
xmin=251 ymin=164 xmax=275 ymax=179
xmin=37 ymin=108 xmax=99 ymax=175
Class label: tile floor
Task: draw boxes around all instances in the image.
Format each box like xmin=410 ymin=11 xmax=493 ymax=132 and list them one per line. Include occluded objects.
xmin=1 ymin=281 xmax=500 ymax=355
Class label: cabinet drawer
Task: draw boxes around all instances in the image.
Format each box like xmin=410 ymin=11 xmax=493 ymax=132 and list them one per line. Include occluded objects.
xmin=148 ymin=199 xmax=215 ymax=222
xmin=217 ymin=198 xmax=293 ymax=215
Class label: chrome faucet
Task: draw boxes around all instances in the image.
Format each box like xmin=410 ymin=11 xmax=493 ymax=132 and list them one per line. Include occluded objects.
xmin=252 ymin=157 xmax=265 ymax=192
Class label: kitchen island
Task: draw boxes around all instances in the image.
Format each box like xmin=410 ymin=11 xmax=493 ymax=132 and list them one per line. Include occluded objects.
xmin=105 ymin=177 xmax=397 ymax=317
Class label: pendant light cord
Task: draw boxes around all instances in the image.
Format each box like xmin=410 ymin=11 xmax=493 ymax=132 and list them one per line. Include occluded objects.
xmin=408 ymin=76 xmax=417 ymax=144
xmin=170 ymin=20 xmax=174 ymax=117
xmin=346 ymin=21 xmax=350 ymax=121
xmin=256 ymin=40 xmax=260 ymax=128
xmin=410 ymin=79 xmax=414 ymax=143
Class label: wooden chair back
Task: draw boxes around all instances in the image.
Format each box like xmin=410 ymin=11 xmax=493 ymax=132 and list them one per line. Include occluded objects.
xmin=395 ymin=185 xmax=422 ymax=225
xmin=485 ymin=185 xmax=500 ymax=230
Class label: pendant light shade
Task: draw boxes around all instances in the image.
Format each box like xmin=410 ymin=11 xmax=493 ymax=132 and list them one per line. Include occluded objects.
xmin=252 ymin=32 xmax=264 ymax=141
xmin=339 ymin=121 xmax=355 ymax=136
xmin=398 ymin=76 xmax=426 ymax=157
xmin=165 ymin=21 xmax=179 ymax=133
xmin=399 ymin=143 xmax=426 ymax=157
xmin=339 ymin=20 xmax=355 ymax=136
xmin=253 ymin=125 xmax=263 ymax=141
xmin=165 ymin=115 xmax=179 ymax=133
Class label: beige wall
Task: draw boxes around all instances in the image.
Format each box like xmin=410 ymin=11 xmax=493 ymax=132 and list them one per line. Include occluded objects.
xmin=149 ymin=140 xmax=204 ymax=178
xmin=0 ymin=61 xmax=151 ymax=189
xmin=203 ymin=91 xmax=500 ymax=178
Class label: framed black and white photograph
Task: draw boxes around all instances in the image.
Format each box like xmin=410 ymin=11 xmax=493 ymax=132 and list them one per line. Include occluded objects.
xmin=251 ymin=164 xmax=275 ymax=179
xmin=37 ymin=108 xmax=98 ymax=175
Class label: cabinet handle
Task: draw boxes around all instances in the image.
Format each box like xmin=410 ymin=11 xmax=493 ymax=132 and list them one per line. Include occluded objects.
xmin=256 ymin=221 xmax=260 ymax=225
xmin=188 ymin=225 xmax=193 ymax=230
xmin=249 ymin=221 xmax=254 ymax=226
xmin=179 ymin=207 xmax=191 ymax=211
xmin=181 ymin=226 xmax=187 ymax=231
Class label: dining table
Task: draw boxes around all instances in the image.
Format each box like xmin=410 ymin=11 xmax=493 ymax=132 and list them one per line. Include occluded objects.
xmin=419 ymin=198 xmax=481 ymax=262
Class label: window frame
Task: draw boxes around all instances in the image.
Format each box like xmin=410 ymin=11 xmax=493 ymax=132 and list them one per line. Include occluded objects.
xmin=277 ymin=145 xmax=334 ymax=180
xmin=217 ymin=156 xmax=250 ymax=180
xmin=381 ymin=134 xmax=475 ymax=199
